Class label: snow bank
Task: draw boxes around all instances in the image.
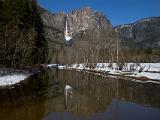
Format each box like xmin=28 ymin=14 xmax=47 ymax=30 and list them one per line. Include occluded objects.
xmin=48 ymin=63 xmax=160 ymax=81
xmin=0 ymin=74 xmax=29 ymax=86
xmin=127 ymin=72 xmax=160 ymax=80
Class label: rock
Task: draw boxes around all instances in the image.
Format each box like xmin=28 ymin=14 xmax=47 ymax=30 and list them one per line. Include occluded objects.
xmin=40 ymin=7 xmax=116 ymax=64
xmin=41 ymin=7 xmax=112 ymax=41
xmin=115 ymin=17 xmax=160 ymax=48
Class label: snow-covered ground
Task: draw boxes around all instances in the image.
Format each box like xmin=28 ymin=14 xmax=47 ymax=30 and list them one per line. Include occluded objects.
xmin=0 ymin=74 xmax=30 ymax=86
xmin=48 ymin=63 xmax=160 ymax=82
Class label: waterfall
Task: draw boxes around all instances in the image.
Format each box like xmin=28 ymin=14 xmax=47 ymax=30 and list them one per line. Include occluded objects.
xmin=64 ymin=15 xmax=72 ymax=41
xmin=65 ymin=16 xmax=68 ymax=33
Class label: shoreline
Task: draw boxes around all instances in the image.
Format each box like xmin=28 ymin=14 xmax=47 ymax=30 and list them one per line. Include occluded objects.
xmin=0 ymin=66 xmax=45 ymax=87
xmin=48 ymin=63 xmax=160 ymax=84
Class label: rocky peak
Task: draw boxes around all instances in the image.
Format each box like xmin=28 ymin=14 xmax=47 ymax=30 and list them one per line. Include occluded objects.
xmin=40 ymin=7 xmax=116 ymax=63
xmin=41 ymin=7 xmax=112 ymax=34
xmin=67 ymin=7 xmax=112 ymax=33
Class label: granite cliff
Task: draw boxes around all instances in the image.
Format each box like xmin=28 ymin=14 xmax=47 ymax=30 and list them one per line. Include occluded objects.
xmin=40 ymin=7 xmax=160 ymax=63
xmin=40 ymin=7 xmax=117 ymax=64
xmin=41 ymin=7 xmax=112 ymax=42
xmin=115 ymin=17 xmax=160 ymax=48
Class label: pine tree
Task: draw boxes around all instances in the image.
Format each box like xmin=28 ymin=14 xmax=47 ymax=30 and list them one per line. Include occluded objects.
xmin=31 ymin=0 xmax=48 ymax=64
xmin=0 ymin=0 xmax=48 ymax=67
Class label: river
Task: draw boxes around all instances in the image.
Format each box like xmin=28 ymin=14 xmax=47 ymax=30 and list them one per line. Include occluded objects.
xmin=0 ymin=68 xmax=160 ymax=120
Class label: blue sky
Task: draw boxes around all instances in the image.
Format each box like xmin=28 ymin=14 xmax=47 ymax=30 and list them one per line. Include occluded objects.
xmin=37 ymin=0 xmax=160 ymax=26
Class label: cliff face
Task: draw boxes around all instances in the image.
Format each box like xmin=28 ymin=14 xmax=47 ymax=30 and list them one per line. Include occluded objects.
xmin=42 ymin=11 xmax=66 ymax=31
xmin=67 ymin=7 xmax=112 ymax=33
xmin=41 ymin=7 xmax=160 ymax=63
xmin=41 ymin=7 xmax=112 ymax=41
xmin=115 ymin=17 xmax=160 ymax=48
xmin=41 ymin=7 xmax=116 ymax=64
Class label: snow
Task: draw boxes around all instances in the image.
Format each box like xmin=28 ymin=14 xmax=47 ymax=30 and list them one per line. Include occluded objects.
xmin=120 ymin=24 xmax=130 ymax=29
xmin=134 ymin=18 xmax=152 ymax=25
xmin=47 ymin=64 xmax=59 ymax=68
xmin=127 ymin=72 xmax=160 ymax=80
xmin=138 ymin=18 xmax=151 ymax=23
xmin=0 ymin=74 xmax=29 ymax=86
xmin=48 ymin=63 xmax=160 ymax=81
xmin=47 ymin=64 xmax=57 ymax=67
xmin=140 ymin=63 xmax=160 ymax=72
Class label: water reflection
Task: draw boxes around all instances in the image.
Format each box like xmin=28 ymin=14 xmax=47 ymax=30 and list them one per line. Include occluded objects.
xmin=0 ymin=69 xmax=160 ymax=120
xmin=64 ymin=84 xmax=73 ymax=109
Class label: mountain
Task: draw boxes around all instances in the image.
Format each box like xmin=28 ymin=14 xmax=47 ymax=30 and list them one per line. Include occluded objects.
xmin=115 ymin=17 xmax=160 ymax=48
xmin=41 ymin=7 xmax=118 ymax=64
xmin=41 ymin=7 xmax=160 ymax=63
xmin=1 ymin=0 xmax=160 ymax=66
xmin=41 ymin=7 xmax=113 ymax=43
xmin=42 ymin=7 xmax=112 ymax=33
xmin=1 ymin=0 xmax=159 ymax=67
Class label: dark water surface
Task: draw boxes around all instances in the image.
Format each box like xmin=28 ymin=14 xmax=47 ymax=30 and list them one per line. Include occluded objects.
xmin=0 ymin=68 xmax=160 ymax=120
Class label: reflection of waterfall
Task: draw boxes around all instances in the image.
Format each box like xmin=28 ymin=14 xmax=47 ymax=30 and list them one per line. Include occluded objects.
xmin=115 ymin=79 xmax=119 ymax=113
xmin=64 ymin=85 xmax=72 ymax=108
xmin=64 ymin=15 xmax=72 ymax=41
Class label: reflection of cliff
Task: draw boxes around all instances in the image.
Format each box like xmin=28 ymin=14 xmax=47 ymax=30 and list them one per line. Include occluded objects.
xmin=59 ymin=71 xmax=113 ymax=117
xmin=60 ymin=70 xmax=160 ymax=109
xmin=57 ymin=70 xmax=160 ymax=116
xmin=43 ymin=69 xmax=114 ymax=117
xmin=0 ymin=69 xmax=160 ymax=120
xmin=117 ymin=79 xmax=160 ymax=108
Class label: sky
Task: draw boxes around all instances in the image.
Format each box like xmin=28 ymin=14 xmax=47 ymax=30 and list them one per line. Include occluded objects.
xmin=37 ymin=0 xmax=160 ymax=26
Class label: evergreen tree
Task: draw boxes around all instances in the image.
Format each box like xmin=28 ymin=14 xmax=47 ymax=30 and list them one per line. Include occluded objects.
xmin=31 ymin=0 xmax=48 ymax=64
xmin=0 ymin=0 xmax=48 ymax=67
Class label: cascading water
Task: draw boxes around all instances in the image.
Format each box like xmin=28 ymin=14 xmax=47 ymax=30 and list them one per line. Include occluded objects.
xmin=64 ymin=15 xmax=72 ymax=41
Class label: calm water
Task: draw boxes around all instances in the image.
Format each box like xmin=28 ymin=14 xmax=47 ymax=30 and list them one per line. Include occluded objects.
xmin=0 ymin=68 xmax=160 ymax=120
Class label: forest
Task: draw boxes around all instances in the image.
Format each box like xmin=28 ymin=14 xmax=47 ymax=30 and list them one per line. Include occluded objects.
xmin=0 ymin=0 xmax=48 ymax=68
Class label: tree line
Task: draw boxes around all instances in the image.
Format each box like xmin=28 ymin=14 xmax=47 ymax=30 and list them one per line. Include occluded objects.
xmin=0 ymin=0 xmax=48 ymax=68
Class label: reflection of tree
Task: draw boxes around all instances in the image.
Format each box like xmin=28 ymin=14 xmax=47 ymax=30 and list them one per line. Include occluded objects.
xmin=58 ymin=70 xmax=117 ymax=117
xmin=116 ymin=78 xmax=160 ymax=108
xmin=58 ymin=70 xmax=160 ymax=116
xmin=0 ymin=69 xmax=53 ymax=120
xmin=1 ymin=69 xmax=160 ymax=120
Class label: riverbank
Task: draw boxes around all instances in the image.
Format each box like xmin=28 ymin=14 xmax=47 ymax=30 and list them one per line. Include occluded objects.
xmin=0 ymin=66 xmax=44 ymax=87
xmin=48 ymin=63 xmax=160 ymax=83
xmin=1 ymin=63 xmax=159 ymax=87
